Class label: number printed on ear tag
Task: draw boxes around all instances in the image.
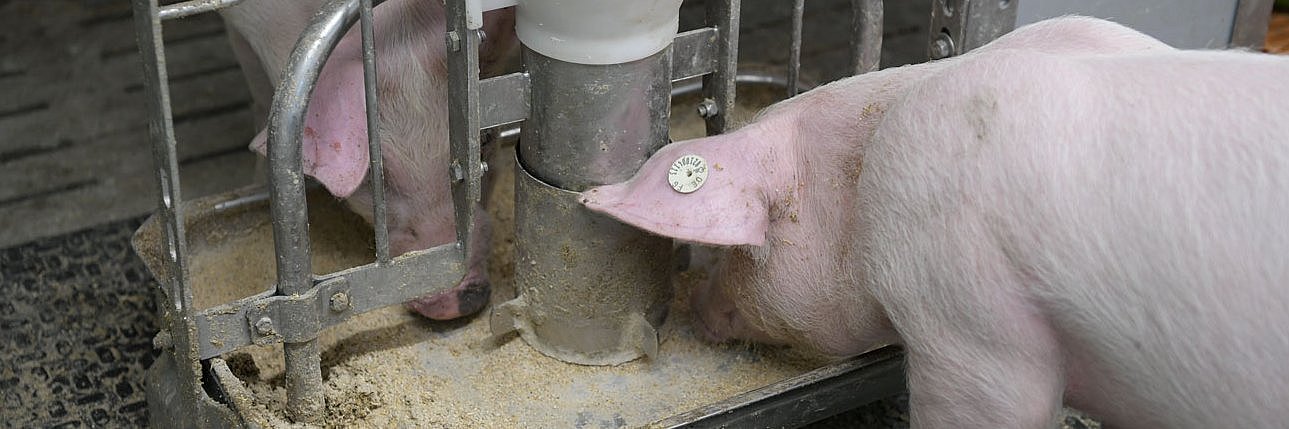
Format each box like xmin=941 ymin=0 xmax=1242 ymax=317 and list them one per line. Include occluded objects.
xmin=668 ymin=155 xmax=708 ymax=194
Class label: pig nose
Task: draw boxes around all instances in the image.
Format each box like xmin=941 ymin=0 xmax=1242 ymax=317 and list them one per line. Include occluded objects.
xmin=406 ymin=277 xmax=491 ymax=320
xmin=689 ymin=280 xmax=738 ymax=343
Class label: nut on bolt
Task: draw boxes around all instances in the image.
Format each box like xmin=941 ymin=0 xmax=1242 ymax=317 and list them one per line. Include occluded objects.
xmin=254 ymin=317 xmax=275 ymax=336
xmin=446 ymin=31 xmax=461 ymax=52
xmin=450 ymin=163 xmax=465 ymax=182
xmin=330 ymin=292 xmax=351 ymax=312
xmin=930 ymin=33 xmax=956 ymax=60
xmin=697 ymin=98 xmax=719 ymax=118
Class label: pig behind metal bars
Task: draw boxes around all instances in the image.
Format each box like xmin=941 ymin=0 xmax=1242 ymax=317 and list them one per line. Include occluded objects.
xmin=584 ymin=17 xmax=1289 ymax=428
xmin=220 ymin=0 xmax=516 ymax=320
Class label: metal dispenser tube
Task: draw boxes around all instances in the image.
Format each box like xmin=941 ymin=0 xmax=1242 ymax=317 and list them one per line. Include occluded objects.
xmin=493 ymin=2 xmax=681 ymax=365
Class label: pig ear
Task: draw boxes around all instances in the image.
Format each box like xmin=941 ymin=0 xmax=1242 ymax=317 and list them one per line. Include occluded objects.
xmin=581 ymin=138 xmax=773 ymax=247
xmin=248 ymin=58 xmax=370 ymax=198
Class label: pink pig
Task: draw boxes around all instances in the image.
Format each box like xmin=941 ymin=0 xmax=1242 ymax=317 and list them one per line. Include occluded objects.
xmin=220 ymin=0 xmax=517 ymax=320
xmin=584 ymin=17 xmax=1289 ymax=428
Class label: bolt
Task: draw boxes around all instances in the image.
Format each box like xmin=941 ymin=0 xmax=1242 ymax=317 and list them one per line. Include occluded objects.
xmin=254 ymin=317 xmax=275 ymax=336
xmin=477 ymin=29 xmax=487 ymax=44
xmin=697 ymin=98 xmax=719 ymax=118
xmin=480 ymin=161 xmax=489 ymax=173
xmin=450 ymin=163 xmax=465 ymax=182
xmin=330 ymin=292 xmax=351 ymax=312
xmin=446 ymin=31 xmax=461 ymax=52
xmin=930 ymin=33 xmax=955 ymax=60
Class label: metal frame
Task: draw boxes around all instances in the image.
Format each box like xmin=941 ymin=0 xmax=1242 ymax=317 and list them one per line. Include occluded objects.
xmin=133 ymin=0 xmax=917 ymax=425
xmin=928 ymin=0 xmax=1018 ymax=59
xmin=1231 ymin=0 xmax=1276 ymax=49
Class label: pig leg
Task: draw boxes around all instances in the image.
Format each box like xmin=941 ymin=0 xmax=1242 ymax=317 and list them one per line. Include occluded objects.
xmin=862 ymin=205 xmax=1065 ymax=427
xmin=405 ymin=204 xmax=493 ymax=320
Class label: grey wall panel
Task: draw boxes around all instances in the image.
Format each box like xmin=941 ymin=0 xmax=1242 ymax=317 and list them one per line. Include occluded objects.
xmin=1016 ymin=0 xmax=1238 ymax=48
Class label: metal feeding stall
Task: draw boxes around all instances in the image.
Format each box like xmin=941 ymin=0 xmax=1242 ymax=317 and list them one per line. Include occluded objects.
xmin=129 ymin=0 xmax=1023 ymax=427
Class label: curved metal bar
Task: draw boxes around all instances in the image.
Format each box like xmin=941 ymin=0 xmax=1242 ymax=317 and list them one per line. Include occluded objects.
xmin=158 ymin=0 xmax=245 ymax=20
xmin=264 ymin=0 xmax=360 ymax=421
xmin=850 ymin=0 xmax=884 ymax=75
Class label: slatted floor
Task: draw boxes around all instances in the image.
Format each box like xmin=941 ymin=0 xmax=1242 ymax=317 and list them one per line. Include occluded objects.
xmin=0 ymin=0 xmax=257 ymax=249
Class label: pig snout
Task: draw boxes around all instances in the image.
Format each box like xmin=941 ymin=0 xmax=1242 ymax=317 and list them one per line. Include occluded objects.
xmin=687 ymin=261 xmax=780 ymax=345
xmin=393 ymin=203 xmax=494 ymax=321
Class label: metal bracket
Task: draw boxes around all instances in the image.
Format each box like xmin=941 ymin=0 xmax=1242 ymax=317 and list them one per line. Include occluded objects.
xmin=928 ymin=0 xmax=1018 ymax=59
xmin=702 ymin=0 xmax=741 ymax=135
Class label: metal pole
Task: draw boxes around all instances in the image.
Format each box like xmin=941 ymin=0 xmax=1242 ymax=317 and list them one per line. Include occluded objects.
xmin=702 ymin=0 xmax=740 ymax=135
xmin=849 ymin=0 xmax=883 ymax=75
xmin=265 ymin=0 xmax=362 ymax=421
xmin=359 ymin=0 xmax=391 ymax=263
xmin=501 ymin=47 xmax=675 ymax=366
xmin=787 ymin=0 xmax=804 ymax=97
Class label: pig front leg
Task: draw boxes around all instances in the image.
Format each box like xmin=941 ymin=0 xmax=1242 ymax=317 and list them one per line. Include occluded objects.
xmin=863 ymin=209 xmax=1066 ymax=428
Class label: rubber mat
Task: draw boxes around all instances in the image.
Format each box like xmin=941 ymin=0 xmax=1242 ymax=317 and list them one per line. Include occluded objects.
xmin=1 ymin=218 xmax=156 ymax=427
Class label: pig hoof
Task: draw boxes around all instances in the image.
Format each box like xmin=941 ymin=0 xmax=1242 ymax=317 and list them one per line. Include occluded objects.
xmin=406 ymin=278 xmax=492 ymax=320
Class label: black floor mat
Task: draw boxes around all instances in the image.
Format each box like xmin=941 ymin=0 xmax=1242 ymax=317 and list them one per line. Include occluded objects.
xmin=1 ymin=218 xmax=157 ymax=427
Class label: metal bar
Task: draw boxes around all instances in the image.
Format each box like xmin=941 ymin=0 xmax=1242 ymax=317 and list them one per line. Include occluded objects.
xmin=134 ymin=0 xmax=243 ymax=426
xmin=671 ymin=28 xmax=719 ymax=81
xmin=1231 ymin=0 xmax=1275 ymax=49
xmin=929 ymin=0 xmax=1016 ymax=60
xmin=445 ymin=0 xmax=483 ymax=257
xmin=702 ymin=0 xmax=740 ymax=135
xmin=158 ymin=0 xmax=245 ymax=20
xmin=197 ymin=243 xmax=466 ymax=358
xmin=479 ymin=72 xmax=531 ymax=129
xmin=787 ymin=0 xmax=804 ymax=97
xmin=849 ymin=0 xmax=883 ymax=74
xmin=649 ymin=346 xmax=907 ymax=428
xmin=265 ymin=0 xmax=363 ymax=421
xmin=135 ymin=0 xmax=196 ymax=397
xmin=359 ymin=0 xmax=391 ymax=263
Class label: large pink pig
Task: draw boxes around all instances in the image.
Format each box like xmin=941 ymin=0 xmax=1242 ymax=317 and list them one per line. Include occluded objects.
xmin=584 ymin=17 xmax=1289 ymax=428
xmin=220 ymin=0 xmax=517 ymax=320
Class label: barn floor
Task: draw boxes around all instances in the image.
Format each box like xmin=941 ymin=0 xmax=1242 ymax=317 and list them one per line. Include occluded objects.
xmin=1 ymin=0 xmax=1282 ymax=427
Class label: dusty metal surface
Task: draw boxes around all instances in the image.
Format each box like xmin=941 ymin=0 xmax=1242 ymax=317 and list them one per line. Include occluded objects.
xmin=497 ymin=159 xmax=673 ymax=365
xmin=928 ymin=0 xmax=1018 ymax=59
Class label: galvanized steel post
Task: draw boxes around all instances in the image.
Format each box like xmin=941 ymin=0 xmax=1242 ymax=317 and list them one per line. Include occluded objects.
xmin=491 ymin=0 xmax=685 ymax=365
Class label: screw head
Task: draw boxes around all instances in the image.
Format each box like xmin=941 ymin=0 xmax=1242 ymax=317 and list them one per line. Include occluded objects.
xmin=254 ymin=317 xmax=275 ymax=335
xmin=697 ymin=99 xmax=719 ymax=118
xmin=930 ymin=34 xmax=956 ymax=60
xmin=330 ymin=292 xmax=351 ymax=312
